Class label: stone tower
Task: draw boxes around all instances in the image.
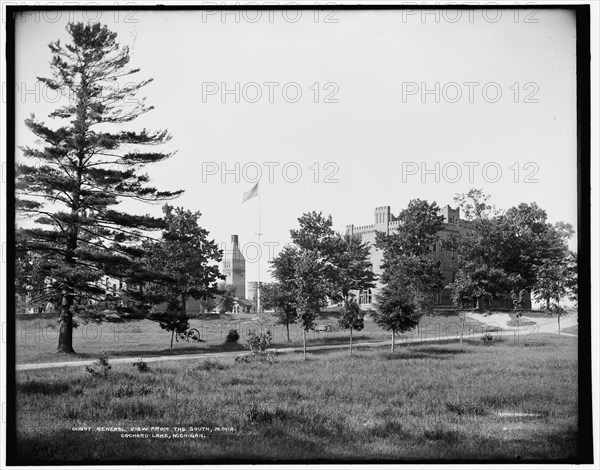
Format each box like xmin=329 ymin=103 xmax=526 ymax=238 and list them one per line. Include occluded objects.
xmin=222 ymin=235 xmax=246 ymax=298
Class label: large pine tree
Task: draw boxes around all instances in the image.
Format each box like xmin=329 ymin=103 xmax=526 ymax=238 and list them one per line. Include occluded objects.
xmin=16 ymin=22 xmax=182 ymax=353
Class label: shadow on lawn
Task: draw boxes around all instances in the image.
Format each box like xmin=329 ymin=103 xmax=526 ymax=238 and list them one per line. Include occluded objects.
xmin=48 ymin=343 xmax=247 ymax=361
xmin=382 ymin=345 xmax=470 ymax=361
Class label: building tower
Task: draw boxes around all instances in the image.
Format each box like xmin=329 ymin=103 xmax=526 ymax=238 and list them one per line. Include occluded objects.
xmin=222 ymin=234 xmax=246 ymax=299
xmin=247 ymin=281 xmax=259 ymax=312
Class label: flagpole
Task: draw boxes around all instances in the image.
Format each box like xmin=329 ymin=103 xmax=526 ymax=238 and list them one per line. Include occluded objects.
xmin=257 ymin=185 xmax=261 ymax=313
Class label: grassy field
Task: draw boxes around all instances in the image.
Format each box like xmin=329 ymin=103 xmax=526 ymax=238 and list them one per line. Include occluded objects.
xmin=15 ymin=310 xmax=491 ymax=364
xmin=561 ymin=324 xmax=578 ymax=335
xmin=14 ymin=333 xmax=578 ymax=463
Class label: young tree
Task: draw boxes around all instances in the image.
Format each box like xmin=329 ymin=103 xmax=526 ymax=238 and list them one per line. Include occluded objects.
xmin=373 ymin=282 xmax=420 ymax=352
xmin=144 ymin=204 xmax=223 ymax=314
xmin=198 ymin=295 xmax=217 ymax=314
xmin=16 ymin=23 xmax=182 ymax=353
xmin=376 ymin=199 xmax=445 ymax=314
xmin=329 ymin=232 xmax=376 ymax=302
xmin=447 ymin=269 xmax=474 ymax=344
xmin=533 ymin=222 xmax=575 ymax=310
xmin=294 ymin=250 xmax=328 ymax=360
xmin=150 ymin=298 xmax=190 ymax=350
xmin=338 ymin=297 xmax=364 ymax=355
xmin=261 ymin=282 xmax=296 ymax=342
xmin=216 ymin=282 xmax=237 ymax=314
xmin=565 ymin=251 xmax=578 ymax=305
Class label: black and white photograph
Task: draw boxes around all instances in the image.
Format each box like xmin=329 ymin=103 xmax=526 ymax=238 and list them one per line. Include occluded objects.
xmin=1 ymin=1 xmax=597 ymax=466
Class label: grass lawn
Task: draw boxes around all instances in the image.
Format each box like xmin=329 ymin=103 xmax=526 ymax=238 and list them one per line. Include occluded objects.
xmin=13 ymin=333 xmax=578 ymax=463
xmin=15 ymin=311 xmax=490 ymax=364
xmin=561 ymin=324 xmax=578 ymax=335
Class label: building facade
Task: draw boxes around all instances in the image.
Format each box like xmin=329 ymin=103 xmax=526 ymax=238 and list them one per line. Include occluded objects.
xmin=346 ymin=205 xmax=529 ymax=310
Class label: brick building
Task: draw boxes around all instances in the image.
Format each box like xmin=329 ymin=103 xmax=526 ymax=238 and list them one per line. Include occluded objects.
xmin=345 ymin=205 xmax=530 ymax=310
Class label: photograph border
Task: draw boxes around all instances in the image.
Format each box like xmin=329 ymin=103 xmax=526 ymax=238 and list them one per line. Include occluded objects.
xmin=3 ymin=3 xmax=593 ymax=465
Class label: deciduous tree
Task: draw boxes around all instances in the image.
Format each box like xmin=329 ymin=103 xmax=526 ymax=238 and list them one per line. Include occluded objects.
xmin=338 ymin=297 xmax=364 ymax=355
xmin=261 ymin=282 xmax=296 ymax=342
xmin=216 ymin=282 xmax=237 ymax=314
xmin=144 ymin=204 xmax=223 ymax=313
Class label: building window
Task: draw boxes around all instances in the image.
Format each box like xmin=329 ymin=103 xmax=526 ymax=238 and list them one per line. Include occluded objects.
xmin=359 ymin=289 xmax=373 ymax=304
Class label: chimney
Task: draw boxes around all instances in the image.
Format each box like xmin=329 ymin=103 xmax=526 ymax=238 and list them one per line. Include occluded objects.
xmin=231 ymin=235 xmax=239 ymax=247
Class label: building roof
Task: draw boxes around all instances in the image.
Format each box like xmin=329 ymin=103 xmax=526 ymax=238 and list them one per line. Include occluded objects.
xmin=235 ymin=298 xmax=254 ymax=307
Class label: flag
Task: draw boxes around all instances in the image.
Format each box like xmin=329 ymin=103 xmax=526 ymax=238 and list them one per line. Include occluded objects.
xmin=242 ymin=182 xmax=259 ymax=203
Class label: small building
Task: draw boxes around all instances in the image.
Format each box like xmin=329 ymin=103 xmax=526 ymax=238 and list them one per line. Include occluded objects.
xmin=233 ymin=298 xmax=254 ymax=313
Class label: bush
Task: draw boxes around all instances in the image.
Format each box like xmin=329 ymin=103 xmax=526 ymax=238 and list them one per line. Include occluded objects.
xmin=445 ymin=401 xmax=487 ymax=416
xmin=246 ymin=330 xmax=272 ymax=353
xmin=235 ymin=330 xmax=277 ymax=364
xmin=481 ymin=333 xmax=494 ymax=346
xmin=111 ymin=384 xmax=153 ymax=398
xmin=85 ymin=353 xmax=111 ymax=378
xmin=132 ymin=358 xmax=151 ymax=373
xmin=194 ymin=359 xmax=225 ymax=371
xmin=225 ymin=329 xmax=240 ymax=343
xmin=245 ymin=403 xmax=286 ymax=423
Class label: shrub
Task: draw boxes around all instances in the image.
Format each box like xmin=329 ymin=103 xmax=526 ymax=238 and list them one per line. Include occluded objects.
xmin=235 ymin=330 xmax=277 ymax=364
xmin=111 ymin=384 xmax=153 ymax=398
xmin=85 ymin=353 xmax=111 ymax=377
xmin=445 ymin=401 xmax=487 ymax=416
xmin=246 ymin=330 xmax=272 ymax=353
xmin=132 ymin=358 xmax=151 ymax=373
xmin=225 ymin=329 xmax=240 ymax=343
xmin=245 ymin=403 xmax=286 ymax=423
xmin=481 ymin=333 xmax=494 ymax=346
xmin=194 ymin=359 xmax=225 ymax=371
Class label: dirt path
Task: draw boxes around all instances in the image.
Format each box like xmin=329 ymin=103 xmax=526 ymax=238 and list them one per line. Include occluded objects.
xmin=465 ymin=311 xmax=578 ymax=337
xmin=14 ymin=332 xmax=487 ymax=371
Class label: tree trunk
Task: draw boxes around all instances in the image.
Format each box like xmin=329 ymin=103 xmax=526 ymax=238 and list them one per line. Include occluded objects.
xmin=171 ymin=330 xmax=175 ymax=350
xmin=460 ymin=313 xmax=465 ymax=345
xmin=57 ymin=292 xmax=75 ymax=354
xmin=349 ymin=327 xmax=353 ymax=355
xmin=303 ymin=328 xmax=307 ymax=360
xmin=286 ymin=322 xmax=290 ymax=342
xmin=181 ymin=293 xmax=187 ymax=315
xmin=558 ymin=314 xmax=561 ymax=335
xmin=545 ymin=297 xmax=550 ymax=311
xmin=391 ymin=330 xmax=395 ymax=353
xmin=476 ymin=297 xmax=481 ymax=309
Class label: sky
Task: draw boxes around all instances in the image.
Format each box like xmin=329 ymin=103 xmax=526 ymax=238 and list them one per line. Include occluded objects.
xmin=13 ymin=7 xmax=578 ymax=285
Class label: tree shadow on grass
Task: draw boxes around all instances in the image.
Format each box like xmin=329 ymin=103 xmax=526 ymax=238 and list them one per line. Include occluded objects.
xmin=48 ymin=343 xmax=246 ymax=362
xmin=383 ymin=346 xmax=470 ymax=361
